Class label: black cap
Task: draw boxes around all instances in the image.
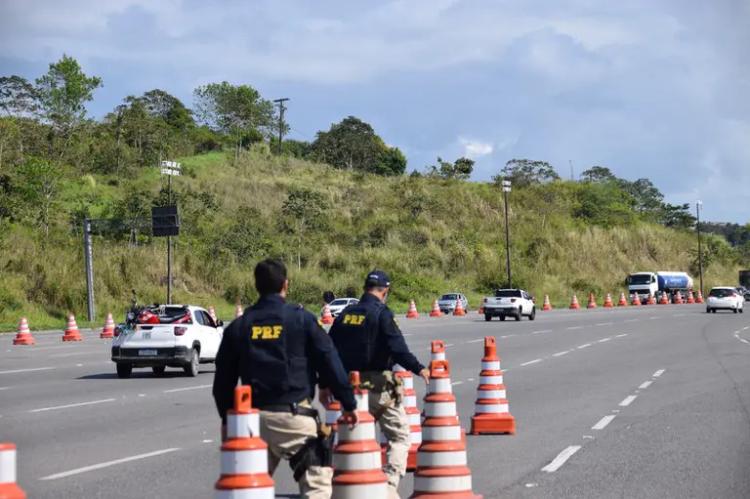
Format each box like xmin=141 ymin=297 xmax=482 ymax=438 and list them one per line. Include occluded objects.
xmin=365 ymin=270 xmax=390 ymax=288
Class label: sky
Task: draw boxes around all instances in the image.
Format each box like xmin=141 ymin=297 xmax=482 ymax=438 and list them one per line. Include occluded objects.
xmin=1 ymin=0 xmax=748 ymax=223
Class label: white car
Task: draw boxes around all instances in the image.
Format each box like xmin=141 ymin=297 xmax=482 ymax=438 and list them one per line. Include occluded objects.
xmin=322 ymin=298 xmax=359 ymax=317
xmin=437 ymin=293 xmax=469 ymax=314
xmin=111 ymin=305 xmax=224 ymax=378
xmin=482 ymin=289 xmax=536 ymax=321
xmin=706 ymin=287 xmax=744 ymax=314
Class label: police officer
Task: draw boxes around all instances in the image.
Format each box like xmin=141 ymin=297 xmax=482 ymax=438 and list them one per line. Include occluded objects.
xmin=320 ymin=270 xmax=429 ymax=498
xmin=213 ymin=258 xmax=359 ymax=499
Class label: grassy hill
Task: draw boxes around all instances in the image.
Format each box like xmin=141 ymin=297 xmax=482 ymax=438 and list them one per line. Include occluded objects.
xmin=0 ymin=146 xmax=739 ymax=332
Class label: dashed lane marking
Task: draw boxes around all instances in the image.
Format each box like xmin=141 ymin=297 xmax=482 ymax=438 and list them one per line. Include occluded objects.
xmin=163 ymin=384 xmax=212 ymax=394
xmin=39 ymin=448 xmax=181 ymax=480
xmin=592 ymin=415 xmax=616 ymax=430
xmin=596 ymin=322 xmax=613 ymax=326
xmin=520 ymin=359 xmax=542 ymax=366
xmin=619 ymin=395 xmax=637 ymax=407
xmin=653 ymin=369 xmax=666 ymax=378
xmin=598 ymin=338 xmax=612 ymax=343
xmin=0 ymin=367 xmax=55 ymax=375
xmin=553 ymin=351 xmax=570 ymax=357
xmin=566 ymin=326 xmax=583 ymax=330
xmin=616 ymin=334 xmax=628 ymax=338
xmin=639 ymin=381 xmax=653 ymax=389
xmin=533 ymin=330 xmax=552 ymax=334
xmin=624 ymin=319 xmax=639 ymax=323
xmin=467 ymin=339 xmax=484 ymax=344
xmin=542 ymin=446 xmax=582 ymax=473
xmin=577 ymin=343 xmax=591 ymax=349
xmin=29 ymin=398 xmax=116 ymax=413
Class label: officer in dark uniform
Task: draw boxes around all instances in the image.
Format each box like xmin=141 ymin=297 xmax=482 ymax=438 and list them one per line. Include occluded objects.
xmin=213 ymin=258 xmax=358 ymax=499
xmin=320 ymin=270 xmax=429 ymax=498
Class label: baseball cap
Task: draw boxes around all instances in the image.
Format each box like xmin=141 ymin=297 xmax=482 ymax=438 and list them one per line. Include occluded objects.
xmin=365 ymin=270 xmax=390 ymax=288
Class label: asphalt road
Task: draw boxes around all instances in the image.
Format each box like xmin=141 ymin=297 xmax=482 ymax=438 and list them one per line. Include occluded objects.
xmin=2 ymin=303 xmax=750 ymax=498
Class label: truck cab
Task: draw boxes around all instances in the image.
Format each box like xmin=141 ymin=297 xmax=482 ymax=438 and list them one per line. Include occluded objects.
xmin=627 ymin=272 xmax=657 ymax=301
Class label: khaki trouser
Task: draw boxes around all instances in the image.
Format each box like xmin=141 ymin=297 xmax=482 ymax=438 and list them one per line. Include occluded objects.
xmin=363 ymin=372 xmax=411 ymax=498
xmin=259 ymin=402 xmax=332 ymax=499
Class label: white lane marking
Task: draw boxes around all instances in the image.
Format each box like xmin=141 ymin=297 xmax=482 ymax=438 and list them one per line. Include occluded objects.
xmin=0 ymin=367 xmax=55 ymax=375
xmin=612 ymin=409 xmax=620 ymax=413
xmin=29 ymin=398 xmax=116 ymax=413
xmin=533 ymin=330 xmax=552 ymax=334
xmin=553 ymin=351 xmax=570 ymax=357
xmin=616 ymin=334 xmax=628 ymax=338
xmin=445 ymin=343 xmax=454 ymax=347
xmin=48 ymin=351 xmax=101 ymax=358
xmin=650 ymin=317 xmax=660 ymax=320
xmin=451 ymin=381 xmax=463 ymax=386
xmin=467 ymin=378 xmax=474 ymax=381
xmin=673 ymin=314 xmax=685 ymax=317
xmin=500 ymin=334 xmax=517 ymax=339
xmin=653 ymin=369 xmax=666 ymax=378
xmin=592 ymin=415 xmax=616 ymax=430
xmin=566 ymin=326 xmax=583 ymax=330
xmin=639 ymin=381 xmax=653 ymax=389
xmin=163 ymin=384 xmax=212 ymax=394
xmin=624 ymin=319 xmax=639 ymax=323
xmin=577 ymin=343 xmax=591 ymax=349
xmin=202 ymin=439 xmax=213 ymax=444
xmin=0 ymin=387 xmax=10 ymax=391
xmin=467 ymin=339 xmax=484 ymax=344
xmin=520 ymin=359 xmax=542 ymax=366
xmin=598 ymin=338 xmax=612 ymax=343
xmin=39 ymin=448 xmax=181 ymax=480
xmin=542 ymin=446 xmax=582 ymax=473
xmin=619 ymin=395 xmax=637 ymax=407
xmin=596 ymin=322 xmax=613 ymax=326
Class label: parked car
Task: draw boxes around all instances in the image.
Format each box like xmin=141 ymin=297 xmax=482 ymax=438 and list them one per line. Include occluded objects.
xmin=322 ymin=298 xmax=359 ymax=317
xmin=482 ymin=289 xmax=536 ymax=321
xmin=706 ymin=287 xmax=744 ymax=314
xmin=437 ymin=293 xmax=468 ymax=314
xmin=111 ymin=304 xmax=224 ymax=378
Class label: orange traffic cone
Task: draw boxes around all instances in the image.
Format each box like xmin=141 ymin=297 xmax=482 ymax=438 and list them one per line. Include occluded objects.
xmin=647 ymin=292 xmax=656 ymax=305
xmin=618 ymin=292 xmax=628 ymax=307
xmin=429 ymin=300 xmax=442 ymax=317
xmin=215 ymin=386 xmax=274 ymax=498
xmin=12 ymin=317 xmax=35 ymax=346
xmin=62 ymin=314 xmax=82 ymax=342
xmin=100 ymin=313 xmax=115 ymax=339
xmin=235 ymin=301 xmax=243 ymax=318
xmin=321 ymin=303 xmax=334 ymax=325
xmin=394 ymin=364 xmax=420 ymax=471
xmin=453 ymin=299 xmax=466 ymax=316
xmin=659 ymin=292 xmax=670 ymax=305
xmin=542 ymin=294 xmax=552 ymax=311
xmin=411 ymin=360 xmax=481 ymax=499
xmin=632 ymin=293 xmax=642 ymax=306
xmin=208 ymin=306 xmax=218 ymax=324
xmin=431 ymin=341 xmax=446 ymax=362
xmin=332 ymin=372 xmax=389 ymax=498
xmin=470 ymin=337 xmax=515 ymax=435
xmin=587 ymin=293 xmax=597 ymax=309
xmin=0 ymin=443 xmax=26 ymax=498
xmin=696 ymin=290 xmax=704 ymax=303
xmin=407 ymin=300 xmax=420 ymax=319
xmin=570 ymin=295 xmax=580 ymax=310
xmin=674 ymin=291 xmax=683 ymax=304
xmin=603 ymin=293 xmax=614 ymax=308
xmin=687 ymin=290 xmax=696 ymax=304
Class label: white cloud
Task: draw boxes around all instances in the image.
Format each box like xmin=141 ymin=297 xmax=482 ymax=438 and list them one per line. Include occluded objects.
xmin=459 ymin=138 xmax=493 ymax=159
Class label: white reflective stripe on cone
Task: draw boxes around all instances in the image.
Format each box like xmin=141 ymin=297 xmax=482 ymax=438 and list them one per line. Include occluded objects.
xmin=477 ymin=389 xmax=506 ymax=399
xmin=215 ymin=488 xmax=275 ymax=499
xmin=220 ymin=450 xmax=269 ymax=474
xmin=429 ymin=378 xmax=452 ymax=394
xmin=228 ymin=413 xmax=259 ymax=438
xmin=339 ymin=422 xmax=376 ymax=442
xmin=0 ymin=447 xmax=16 ymax=483
xmin=408 ymin=412 xmax=421 ymax=426
xmin=481 ymin=360 xmax=501 ymax=370
xmin=424 ymin=401 xmax=457 ymax=418
xmin=414 ymin=475 xmax=473 ymax=493
xmin=410 ymin=430 xmax=423 ymax=444
xmin=354 ymin=394 xmax=369 ymax=411
xmin=474 ymin=402 xmax=509 ymax=413
xmin=480 ymin=375 xmax=503 ymax=385
xmin=333 ymin=451 xmax=382 ymax=471
xmin=422 ymin=424 xmax=461 ymax=441
xmin=432 ymin=353 xmax=446 ymax=361
xmin=332 ymin=483 xmax=389 ymax=498
xmin=417 ymin=450 xmax=467 ymax=467
xmin=404 ymin=394 xmax=418 ymax=406
xmin=402 ymin=378 xmax=414 ymax=390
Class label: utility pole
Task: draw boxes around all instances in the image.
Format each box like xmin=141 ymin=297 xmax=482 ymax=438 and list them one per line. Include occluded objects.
xmin=696 ymin=201 xmax=704 ymax=297
xmin=569 ymin=160 xmax=574 ymax=181
xmin=274 ymin=98 xmax=289 ymax=156
xmin=502 ymin=180 xmax=512 ymax=288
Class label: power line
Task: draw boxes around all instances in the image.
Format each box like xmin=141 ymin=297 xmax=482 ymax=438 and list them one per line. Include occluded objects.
xmin=273 ymin=98 xmax=290 ymax=156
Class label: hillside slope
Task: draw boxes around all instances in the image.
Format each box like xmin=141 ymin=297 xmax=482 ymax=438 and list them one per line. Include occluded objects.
xmin=0 ymin=148 xmax=739 ymax=331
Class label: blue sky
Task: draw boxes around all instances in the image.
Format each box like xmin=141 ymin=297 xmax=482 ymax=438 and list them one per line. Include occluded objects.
xmin=1 ymin=0 xmax=748 ymax=223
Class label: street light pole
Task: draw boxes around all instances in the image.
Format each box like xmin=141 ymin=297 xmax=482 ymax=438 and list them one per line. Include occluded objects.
xmin=502 ymin=180 xmax=512 ymax=288
xmin=696 ymin=200 xmax=704 ymax=297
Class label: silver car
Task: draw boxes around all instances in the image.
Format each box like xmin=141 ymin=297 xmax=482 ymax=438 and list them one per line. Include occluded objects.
xmin=437 ymin=293 xmax=468 ymax=314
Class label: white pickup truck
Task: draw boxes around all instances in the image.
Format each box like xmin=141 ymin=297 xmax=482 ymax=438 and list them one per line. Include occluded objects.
xmin=111 ymin=304 xmax=224 ymax=378
xmin=482 ymin=288 xmax=536 ymax=321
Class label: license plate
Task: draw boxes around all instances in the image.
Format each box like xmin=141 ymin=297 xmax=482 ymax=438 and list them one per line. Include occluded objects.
xmin=139 ymin=349 xmax=157 ymax=356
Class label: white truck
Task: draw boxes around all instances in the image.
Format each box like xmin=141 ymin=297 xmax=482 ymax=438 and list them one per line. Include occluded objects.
xmin=626 ymin=271 xmax=693 ymax=302
xmin=482 ymin=288 xmax=536 ymax=321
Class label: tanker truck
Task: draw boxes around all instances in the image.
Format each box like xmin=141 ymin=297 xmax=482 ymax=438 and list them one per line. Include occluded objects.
xmin=626 ymin=271 xmax=694 ymax=303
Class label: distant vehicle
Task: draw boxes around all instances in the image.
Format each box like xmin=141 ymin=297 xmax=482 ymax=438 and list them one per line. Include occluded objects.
xmin=482 ymin=289 xmax=536 ymax=322
xmin=437 ymin=293 xmax=468 ymax=314
xmin=626 ymin=271 xmax=693 ymax=302
xmin=111 ymin=304 xmax=224 ymax=378
xmin=706 ymin=287 xmax=744 ymax=314
xmin=322 ymin=298 xmax=359 ymax=318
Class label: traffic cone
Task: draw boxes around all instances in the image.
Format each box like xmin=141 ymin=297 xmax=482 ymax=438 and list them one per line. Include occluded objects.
xmin=431 ymin=341 xmax=446 ymax=362
xmin=647 ymin=292 xmax=656 ymax=305
xmin=470 ymin=337 xmax=515 ymax=435
xmin=696 ymin=290 xmax=704 ymax=304
xmin=674 ymin=291 xmax=683 ymax=304
xmin=429 ymin=300 xmax=442 ymax=317
xmin=569 ymin=295 xmax=580 ymax=310
xmin=332 ymin=372 xmax=389 ymax=498
xmin=453 ymin=299 xmax=466 ymax=316
xmin=326 ymin=400 xmax=342 ymax=446
xmin=394 ymin=364 xmax=420 ymax=471
xmin=12 ymin=318 xmax=35 ymax=346
xmin=687 ymin=290 xmax=696 ymax=304
xmin=62 ymin=314 xmax=82 ymax=342
xmin=603 ymin=293 xmax=614 ymax=308
xmin=235 ymin=301 xmax=243 ymax=318
xmin=542 ymin=294 xmax=552 ymax=311
xmin=659 ymin=292 xmax=669 ymax=305
xmin=411 ymin=360 xmax=481 ymax=499
xmin=321 ymin=303 xmax=334 ymax=325
xmin=100 ymin=313 xmax=115 ymax=339
xmin=587 ymin=293 xmax=597 ymax=309
xmin=0 ymin=443 xmax=26 ymax=499
xmin=208 ymin=306 xmax=218 ymax=324
xmin=215 ymin=386 xmax=274 ymax=498
xmin=407 ymin=300 xmax=420 ymax=319
xmin=632 ymin=293 xmax=642 ymax=306
xmin=618 ymin=292 xmax=628 ymax=307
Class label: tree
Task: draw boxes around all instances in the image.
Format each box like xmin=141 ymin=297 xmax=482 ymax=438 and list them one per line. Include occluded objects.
xmin=659 ymin=203 xmax=696 ymax=230
xmin=428 ymin=156 xmax=474 ymax=180
xmin=619 ymin=178 xmax=664 ymax=214
xmin=141 ymin=89 xmax=194 ymax=131
xmin=0 ymin=76 xmax=39 ymax=118
xmin=580 ymin=166 xmax=616 ymax=183
xmin=281 ymin=188 xmax=328 ymax=270
xmin=17 ymin=157 xmax=63 ymax=237
xmin=499 ymin=158 xmax=559 ymax=187
xmin=373 ymin=146 xmax=407 ymax=176
xmin=310 ymin=116 xmax=387 ymax=172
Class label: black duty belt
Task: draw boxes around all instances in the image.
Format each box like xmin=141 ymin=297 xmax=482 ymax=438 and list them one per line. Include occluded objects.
xmin=258 ymin=403 xmax=319 ymax=419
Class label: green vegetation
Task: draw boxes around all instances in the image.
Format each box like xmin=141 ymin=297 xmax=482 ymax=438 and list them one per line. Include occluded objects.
xmin=0 ymin=55 xmax=746 ymax=332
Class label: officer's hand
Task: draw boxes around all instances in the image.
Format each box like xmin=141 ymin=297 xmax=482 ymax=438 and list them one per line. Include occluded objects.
xmin=341 ymin=410 xmax=360 ymax=430
xmin=419 ymin=368 xmax=430 ymax=385
xmin=221 ymin=423 xmax=227 ymax=442
xmin=318 ymin=387 xmax=334 ymax=407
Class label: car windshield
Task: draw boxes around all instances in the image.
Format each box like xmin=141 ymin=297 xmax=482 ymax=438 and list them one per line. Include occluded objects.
xmin=628 ymin=274 xmax=652 ymax=285
xmin=329 ymin=299 xmax=350 ymax=306
xmin=710 ymin=288 xmax=735 ymax=297
xmin=440 ymin=294 xmax=459 ymax=301
xmin=138 ymin=306 xmax=192 ymax=324
xmin=495 ymin=290 xmax=522 ymax=298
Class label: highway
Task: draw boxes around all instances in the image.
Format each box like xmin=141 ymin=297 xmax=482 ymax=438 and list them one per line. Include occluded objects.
xmin=2 ymin=303 xmax=750 ymax=498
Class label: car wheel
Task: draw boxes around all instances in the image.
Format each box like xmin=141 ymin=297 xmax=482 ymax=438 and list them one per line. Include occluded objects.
xmin=499 ymin=316 xmax=506 ymax=322
xmin=712 ymin=309 xmax=717 ymax=314
xmin=116 ymin=363 xmax=132 ymax=379
xmin=529 ymin=307 xmax=536 ymax=321
xmin=152 ymin=366 xmax=166 ymax=376
xmin=706 ymin=307 xmax=711 ymax=314
xmin=514 ymin=313 xmax=521 ymax=322
xmin=484 ymin=314 xmax=492 ymax=322
xmin=184 ymin=348 xmax=199 ymax=377
xmin=734 ymin=308 xmax=739 ymax=314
